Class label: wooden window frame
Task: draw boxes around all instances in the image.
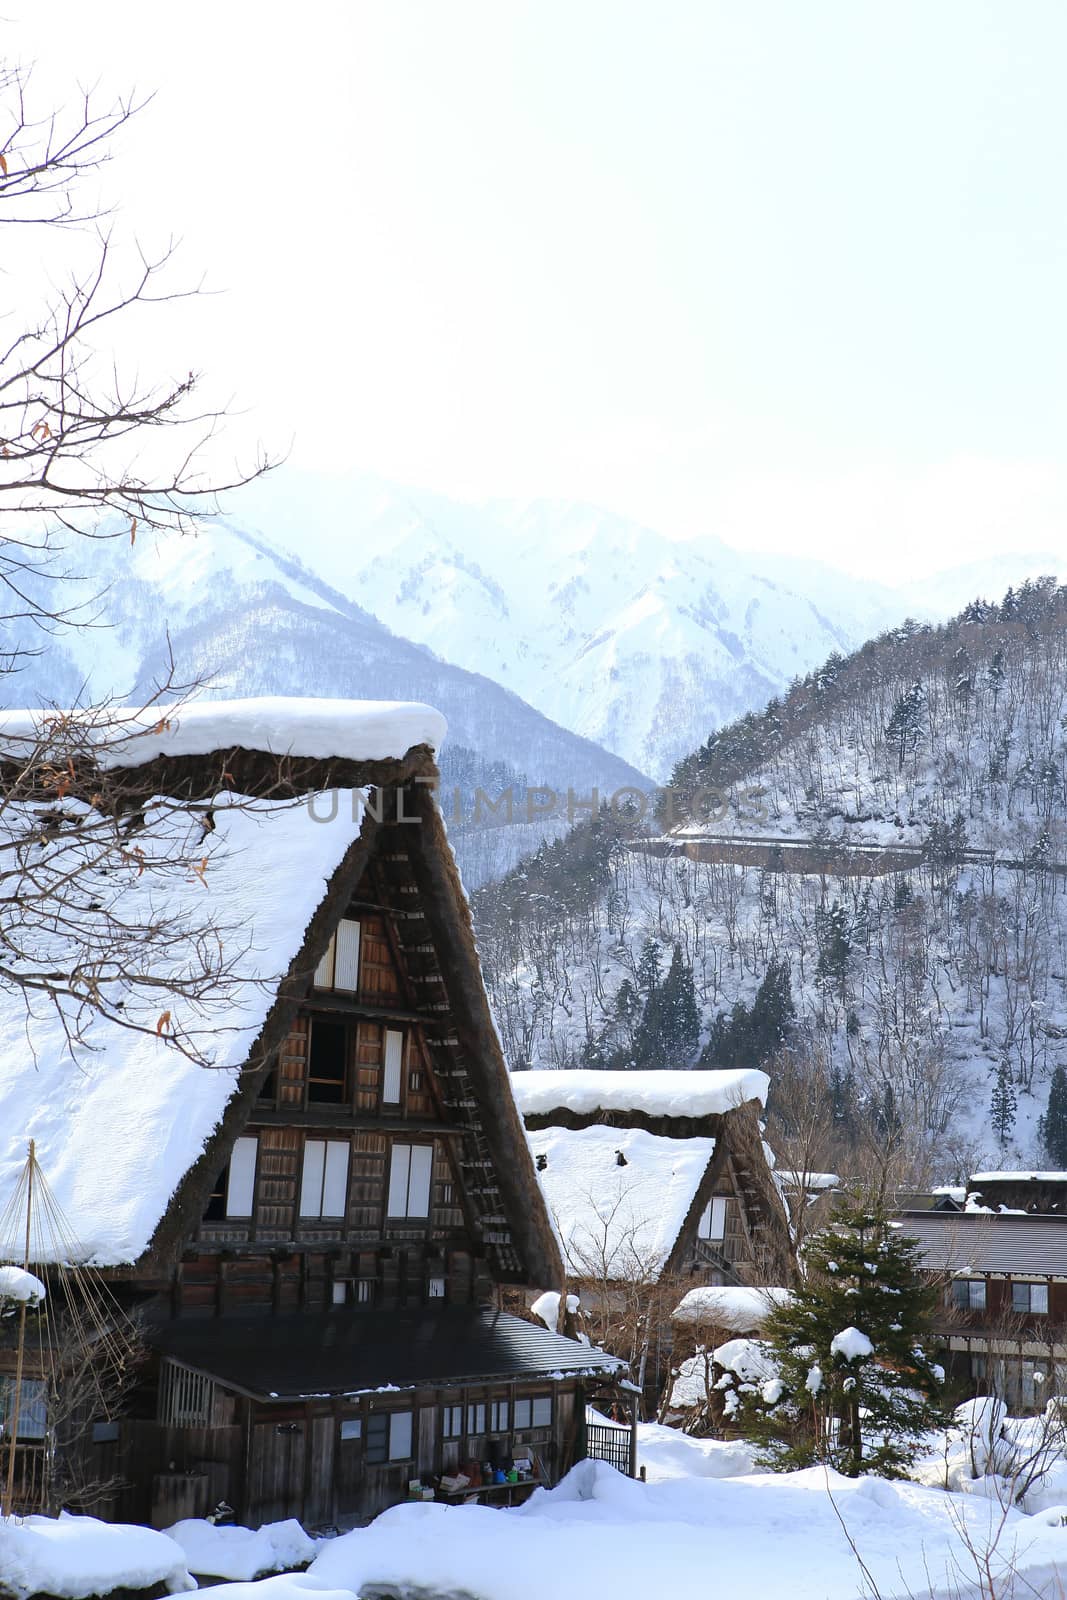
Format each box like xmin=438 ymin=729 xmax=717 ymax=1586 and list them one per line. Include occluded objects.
xmin=314 ymin=917 xmax=362 ymax=994
xmin=299 ymin=1138 xmax=351 ymax=1220
xmin=365 ymin=1409 xmax=414 ymax=1464
xmin=307 ymin=1017 xmax=353 ymax=1107
xmin=1012 ymin=1280 xmax=1050 ymax=1315
xmin=387 ymin=1142 xmax=434 ymax=1220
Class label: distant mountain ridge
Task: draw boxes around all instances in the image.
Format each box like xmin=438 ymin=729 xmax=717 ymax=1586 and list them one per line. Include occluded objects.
xmin=225 ymin=469 xmax=1065 ymax=780
xmin=4 ymin=518 xmax=652 ymax=887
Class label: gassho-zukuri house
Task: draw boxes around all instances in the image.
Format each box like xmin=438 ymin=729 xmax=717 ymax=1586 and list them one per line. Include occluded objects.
xmin=0 ymin=698 xmax=624 ymax=1529
xmin=510 ymin=1068 xmax=795 ymax=1291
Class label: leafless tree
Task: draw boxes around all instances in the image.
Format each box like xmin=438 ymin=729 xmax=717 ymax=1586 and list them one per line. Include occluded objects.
xmin=0 ymin=62 xmax=274 ymax=1055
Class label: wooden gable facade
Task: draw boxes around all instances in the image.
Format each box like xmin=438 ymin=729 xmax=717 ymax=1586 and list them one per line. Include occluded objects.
xmin=1 ymin=742 xmax=622 ymax=1528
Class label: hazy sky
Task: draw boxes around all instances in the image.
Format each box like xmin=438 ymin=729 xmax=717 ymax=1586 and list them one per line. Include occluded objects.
xmin=7 ymin=1 xmax=1067 ymax=581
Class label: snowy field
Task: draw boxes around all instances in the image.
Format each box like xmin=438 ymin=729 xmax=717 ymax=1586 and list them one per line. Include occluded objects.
xmin=8 ymin=1426 xmax=1067 ymax=1600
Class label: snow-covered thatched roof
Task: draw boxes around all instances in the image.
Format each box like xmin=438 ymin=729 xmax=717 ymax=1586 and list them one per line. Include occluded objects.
xmin=510 ymin=1067 xmax=769 ymax=1123
xmin=527 ymin=1124 xmax=717 ymax=1282
xmin=0 ymin=698 xmax=445 ymax=1269
xmin=0 ymin=697 xmax=447 ymax=767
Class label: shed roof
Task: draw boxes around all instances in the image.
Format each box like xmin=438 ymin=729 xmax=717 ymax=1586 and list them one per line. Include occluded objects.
xmin=154 ymin=1307 xmax=622 ymax=1400
xmin=897 ymin=1210 xmax=1067 ymax=1276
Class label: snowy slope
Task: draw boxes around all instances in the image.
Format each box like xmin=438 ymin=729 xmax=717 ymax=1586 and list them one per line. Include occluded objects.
xmin=475 ymin=586 xmax=1067 ymax=1174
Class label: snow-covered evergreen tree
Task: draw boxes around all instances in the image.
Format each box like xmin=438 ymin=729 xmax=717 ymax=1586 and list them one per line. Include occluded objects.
xmin=990 ymin=1058 xmax=1017 ymax=1147
xmin=735 ymin=1200 xmax=945 ymax=1477
xmin=1039 ymin=1065 xmax=1067 ymax=1167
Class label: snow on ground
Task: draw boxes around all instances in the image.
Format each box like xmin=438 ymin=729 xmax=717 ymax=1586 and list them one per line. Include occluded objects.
xmin=301 ymin=1459 xmax=1067 ymax=1600
xmin=635 ymin=1419 xmax=756 ymax=1482
xmin=0 ymin=789 xmax=364 ymax=1265
xmin=511 ymin=1066 xmax=768 ymax=1118
xmin=164 ymin=1517 xmax=318 ymax=1580
xmin=0 ymin=1512 xmax=193 ymax=1600
xmin=672 ymin=1284 xmax=791 ymax=1329
xmin=526 ymin=1124 xmax=716 ymax=1279
xmin=0 ymin=698 xmax=447 ymax=766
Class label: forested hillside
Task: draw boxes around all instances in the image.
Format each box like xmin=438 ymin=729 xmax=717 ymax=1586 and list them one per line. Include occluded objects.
xmin=473 ymin=577 xmax=1067 ymax=1178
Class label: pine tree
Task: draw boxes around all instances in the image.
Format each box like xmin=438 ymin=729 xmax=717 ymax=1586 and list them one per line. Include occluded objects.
xmin=632 ymin=944 xmax=701 ymax=1066
xmin=885 ymin=681 xmax=925 ymax=770
xmin=815 ymin=900 xmax=851 ymax=997
xmin=1039 ymin=1066 xmax=1067 ymax=1167
xmin=636 ymin=937 xmax=663 ymax=1000
xmin=990 ymin=1058 xmax=1017 ymax=1147
xmin=735 ymin=1200 xmax=946 ymax=1477
xmin=700 ymin=959 xmax=794 ymax=1069
xmin=657 ymin=944 xmax=701 ymax=1061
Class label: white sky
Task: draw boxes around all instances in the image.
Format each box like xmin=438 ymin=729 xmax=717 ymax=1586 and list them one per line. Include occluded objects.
xmin=6 ymin=1 xmax=1067 ymax=581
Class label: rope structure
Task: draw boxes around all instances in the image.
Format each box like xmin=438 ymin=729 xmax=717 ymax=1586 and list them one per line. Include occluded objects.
xmin=0 ymin=1142 xmax=140 ymax=1518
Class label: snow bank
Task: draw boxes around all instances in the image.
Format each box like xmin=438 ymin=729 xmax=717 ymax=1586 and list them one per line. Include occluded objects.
xmin=0 ymin=1512 xmax=193 ymax=1600
xmin=527 ymin=1124 xmax=716 ymax=1280
xmin=304 ymin=1460 xmax=1067 ymax=1600
xmin=164 ymin=1517 xmax=317 ymax=1581
xmin=672 ymin=1285 xmax=790 ymax=1330
xmin=0 ymin=789 xmax=365 ymax=1264
xmin=635 ymin=1420 xmax=756 ymax=1483
xmin=511 ymin=1067 xmax=769 ymax=1119
xmin=0 ymin=1265 xmax=46 ymax=1304
xmin=0 ymin=697 xmax=447 ymax=767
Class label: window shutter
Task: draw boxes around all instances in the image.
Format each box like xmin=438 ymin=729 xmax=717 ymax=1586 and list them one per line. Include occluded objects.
xmin=226 ymin=1136 xmax=258 ymax=1217
xmin=709 ymin=1197 xmax=728 ymax=1241
xmin=408 ymin=1145 xmax=433 ymax=1218
xmin=383 ymin=1029 xmax=404 ymax=1103
xmin=313 ymin=934 xmax=335 ymax=989
xmin=299 ymin=1140 xmax=326 ymax=1217
xmin=387 ymin=1145 xmax=411 ymax=1217
xmin=334 ymin=919 xmax=361 ymax=991
xmin=323 ymin=1142 xmax=350 ymax=1216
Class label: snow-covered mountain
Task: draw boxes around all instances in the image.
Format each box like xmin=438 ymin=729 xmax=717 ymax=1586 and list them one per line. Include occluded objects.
xmin=227 ymin=470 xmax=1066 ymax=782
xmin=473 ymin=578 xmax=1067 ymax=1175
xmin=5 ymin=519 xmax=652 ymax=887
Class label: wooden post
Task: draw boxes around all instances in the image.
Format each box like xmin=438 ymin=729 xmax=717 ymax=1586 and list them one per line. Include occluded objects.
xmin=4 ymin=1140 xmax=35 ymax=1518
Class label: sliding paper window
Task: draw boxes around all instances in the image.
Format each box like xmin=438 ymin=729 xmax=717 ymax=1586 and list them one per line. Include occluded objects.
xmin=314 ymin=918 xmax=361 ymax=992
xmin=300 ymin=1140 xmax=351 ymax=1218
xmin=387 ymin=1143 xmax=433 ymax=1218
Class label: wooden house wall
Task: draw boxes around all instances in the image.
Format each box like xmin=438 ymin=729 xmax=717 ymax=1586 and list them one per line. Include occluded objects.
xmin=167 ymin=900 xmax=493 ymax=1319
xmin=110 ymin=1379 xmax=585 ymax=1528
